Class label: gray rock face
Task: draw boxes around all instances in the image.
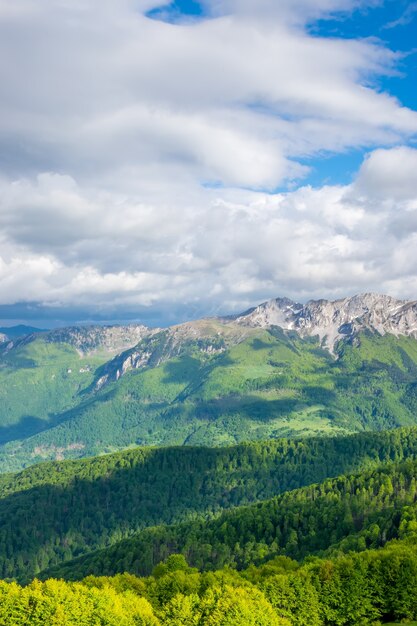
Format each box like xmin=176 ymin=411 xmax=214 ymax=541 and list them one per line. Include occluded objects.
xmin=45 ymin=324 xmax=152 ymax=355
xmin=235 ymin=293 xmax=417 ymax=352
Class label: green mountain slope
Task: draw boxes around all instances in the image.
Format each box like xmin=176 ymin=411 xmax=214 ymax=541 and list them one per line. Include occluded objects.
xmin=43 ymin=457 xmax=417 ymax=582
xmin=0 ymin=337 xmax=106 ymax=448
xmin=3 ymin=320 xmax=417 ymax=471
xmin=1 ymin=427 xmax=417 ymax=581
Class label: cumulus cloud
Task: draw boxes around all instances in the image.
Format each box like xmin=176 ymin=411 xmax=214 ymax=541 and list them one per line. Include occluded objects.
xmin=1 ymin=145 xmax=417 ymax=320
xmin=353 ymin=146 xmax=417 ymax=201
xmin=0 ymin=0 xmax=416 ymax=322
xmin=0 ymin=0 xmax=416 ymax=185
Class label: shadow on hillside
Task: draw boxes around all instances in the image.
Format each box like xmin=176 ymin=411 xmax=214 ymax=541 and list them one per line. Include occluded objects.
xmin=162 ymin=356 xmax=204 ymax=385
xmin=302 ymin=386 xmax=337 ymax=404
xmin=0 ymin=415 xmax=51 ymax=445
xmin=161 ymin=353 xmax=236 ymax=399
xmin=0 ymin=384 xmax=124 ymax=447
xmin=0 ymin=430 xmax=407 ymax=584
xmin=0 ymin=441 xmax=321 ymax=582
xmin=188 ymin=385 xmax=338 ymax=423
xmin=192 ymin=394 xmax=301 ymax=422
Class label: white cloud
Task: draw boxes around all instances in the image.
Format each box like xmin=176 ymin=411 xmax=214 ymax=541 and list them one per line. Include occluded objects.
xmin=0 ymin=0 xmax=415 ymax=189
xmin=353 ymin=146 xmax=417 ymax=201
xmin=206 ymin=0 xmax=381 ymax=23
xmin=0 ymin=1 xmax=416 ymax=320
xmin=0 ymin=146 xmax=417 ymax=318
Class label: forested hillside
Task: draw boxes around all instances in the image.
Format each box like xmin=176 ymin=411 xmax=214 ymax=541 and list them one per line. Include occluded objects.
xmin=1 ymin=427 xmax=417 ymax=581
xmin=3 ymin=323 xmax=417 ymax=471
xmin=43 ymin=457 xmax=417 ymax=581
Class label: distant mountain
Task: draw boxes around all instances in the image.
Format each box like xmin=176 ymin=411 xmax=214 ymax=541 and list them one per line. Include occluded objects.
xmin=233 ymin=293 xmax=417 ymax=352
xmin=90 ymin=293 xmax=417 ymax=386
xmin=44 ymin=323 xmax=152 ymax=355
xmin=2 ymin=293 xmax=417 ymax=471
xmin=0 ymin=324 xmax=46 ymax=341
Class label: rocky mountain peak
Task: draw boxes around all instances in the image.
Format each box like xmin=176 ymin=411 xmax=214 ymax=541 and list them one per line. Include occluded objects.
xmin=235 ymin=293 xmax=417 ymax=352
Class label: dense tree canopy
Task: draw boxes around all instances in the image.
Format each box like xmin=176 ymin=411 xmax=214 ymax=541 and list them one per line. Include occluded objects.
xmin=44 ymin=457 xmax=417 ymax=581
xmin=2 ymin=427 xmax=417 ymax=581
xmin=2 ymin=540 xmax=417 ymax=625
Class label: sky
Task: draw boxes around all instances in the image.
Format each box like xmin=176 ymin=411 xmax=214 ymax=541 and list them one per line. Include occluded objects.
xmin=0 ymin=0 xmax=416 ymax=327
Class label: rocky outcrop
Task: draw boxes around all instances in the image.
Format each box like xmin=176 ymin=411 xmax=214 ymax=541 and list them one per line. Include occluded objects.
xmin=235 ymin=293 xmax=417 ymax=352
xmin=45 ymin=324 xmax=152 ymax=355
xmin=93 ymin=319 xmax=252 ymax=386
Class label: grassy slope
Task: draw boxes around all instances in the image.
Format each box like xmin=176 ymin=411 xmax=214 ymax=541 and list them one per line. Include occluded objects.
xmin=2 ymin=327 xmax=417 ymax=470
xmin=0 ymin=338 xmax=106 ymax=449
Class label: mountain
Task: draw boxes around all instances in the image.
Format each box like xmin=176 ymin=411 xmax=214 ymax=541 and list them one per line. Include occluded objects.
xmin=0 ymin=325 xmax=46 ymax=342
xmin=3 ymin=292 xmax=417 ymax=623
xmin=0 ymin=323 xmax=152 ymax=466
xmin=0 ymin=426 xmax=416 ymax=582
xmin=2 ymin=293 xmax=417 ymax=471
xmin=234 ymin=293 xmax=417 ymax=352
xmin=43 ymin=324 xmax=152 ymax=356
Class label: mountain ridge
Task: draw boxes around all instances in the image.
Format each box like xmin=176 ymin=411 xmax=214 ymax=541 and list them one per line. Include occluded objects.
xmin=233 ymin=292 xmax=417 ymax=352
xmin=2 ymin=292 xmax=417 ymax=362
xmin=89 ymin=292 xmax=417 ymax=385
xmin=2 ymin=292 xmax=417 ymax=471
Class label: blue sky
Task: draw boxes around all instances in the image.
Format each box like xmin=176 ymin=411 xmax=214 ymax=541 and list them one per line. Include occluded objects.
xmin=0 ymin=0 xmax=416 ymax=327
xmin=148 ymin=0 xmax=417 ymax=189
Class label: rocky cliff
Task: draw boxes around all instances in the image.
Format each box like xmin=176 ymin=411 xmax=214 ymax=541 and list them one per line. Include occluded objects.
xmin=234 ymin=293 xmax=417 ymax=351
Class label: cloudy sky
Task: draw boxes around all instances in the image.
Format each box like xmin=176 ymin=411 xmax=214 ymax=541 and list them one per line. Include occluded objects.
xmin=0 ymin=0 xmax=416 ymax=327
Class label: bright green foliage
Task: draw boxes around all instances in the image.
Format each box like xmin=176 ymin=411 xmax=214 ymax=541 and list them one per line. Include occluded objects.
xmin=4 ymin=328 xmax=417 ymax=471
xmin=196 ymin=585 xmax=289 ymax=626
xmin=0 ymin=578 xmax=159 ymax=625
xmin=3 ymin=427 xmax=417 ymax=581
xmin=159 ymin=586 xmax=287 ymax=626
xmin=3 ymin=542 xmax=417 ymax=625
xmin=261 ymin=573 xmax=321 ymax=626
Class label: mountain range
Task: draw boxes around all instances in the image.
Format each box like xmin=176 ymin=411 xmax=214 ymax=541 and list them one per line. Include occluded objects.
xmin=2 ymin=292 xmax=417 ymax=472
xmin=2 ymin=293 xmax=417 ymax=624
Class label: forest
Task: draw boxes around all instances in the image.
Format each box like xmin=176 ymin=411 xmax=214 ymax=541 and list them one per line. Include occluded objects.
xmin=0 ymin=428 xmax=416 ymax=623
xmin=1 ymin=539 xmax=417 ymax=625
xmin=42 ymin=457 xmax=417 ymax=580
xmin=2 ymin=401 xmax=417 ymax=622
xmin=1 ymin=427 xmax=417 ymax=580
